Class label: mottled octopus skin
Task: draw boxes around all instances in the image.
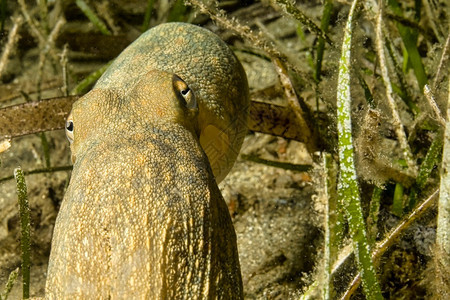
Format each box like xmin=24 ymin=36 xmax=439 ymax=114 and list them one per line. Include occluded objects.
xmin=96 ymin=22 xmax=249 ymax=183
xmin=45 ymin=23 xmax=248 ymax=299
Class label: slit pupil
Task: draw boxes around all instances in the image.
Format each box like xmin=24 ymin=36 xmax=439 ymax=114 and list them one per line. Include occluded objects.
xmin=181 ymin=88 xmax=190 ymax=96
xmin=66 ymin=121 xmax=73 ymax=132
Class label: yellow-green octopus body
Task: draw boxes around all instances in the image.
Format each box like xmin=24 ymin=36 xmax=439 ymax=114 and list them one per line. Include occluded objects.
xmin=45 ymin=23 xmax=248 ymax=299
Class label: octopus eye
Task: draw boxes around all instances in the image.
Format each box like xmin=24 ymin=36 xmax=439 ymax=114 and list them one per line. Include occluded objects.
xmin=180 ymin=87 xmax=191 ymax=98
xmin=65 ymin=113 xmax=74 ymax=143
xmin=173 ymin=75 xmax=196 ymax=110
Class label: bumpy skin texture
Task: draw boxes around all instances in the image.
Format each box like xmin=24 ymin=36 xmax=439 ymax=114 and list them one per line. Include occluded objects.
xmin=45 ymin=23 xmax=248 ymax=299
xmin=96 ymin=22 xmax=249 ymax=182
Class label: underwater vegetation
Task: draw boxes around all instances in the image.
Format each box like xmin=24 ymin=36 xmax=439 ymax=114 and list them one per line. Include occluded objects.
xmin=0 ymin=0 xmax=449 ymax=299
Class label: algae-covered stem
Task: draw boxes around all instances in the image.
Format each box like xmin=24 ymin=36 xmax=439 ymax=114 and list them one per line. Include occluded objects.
xmin=0 ymin=267 xmax=19 ymax=300
xmin=13 ymin=168 xmax=30 ymax=299
xmin=336 ymin=0 xmax=383 ymax=299
xmin=321 ymin=153 xmax=340 ymax=300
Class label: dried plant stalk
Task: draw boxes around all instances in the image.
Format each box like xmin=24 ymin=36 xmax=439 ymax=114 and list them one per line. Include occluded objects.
xmin=0 ymin=96 xmax=306 ymax=144
xmin=272 ymin=58 xmax=315 ymax=151
xmin=342 ymin=189 xmax=439 ymax=299
xmin=435 ymin=76 xmax=450 ymax=297
xmin=433 ymin=32 xmax=450 ymax=89
xmin=75 ymin=0 xmax=111 ymax=35
xmin=17 ymin=0 xmax=46 ymax=44
xmin=60 ymin=44 xmax=69 ymax=97
xmin=272 ymin=0 xmax=332 ymax=45
xmin=37 ymin=16 xmax=66 ymax=99
xmin=424 ymin=84 xmax=445 ymax=125
xmin=0 ymin=16 xmax=23 ymax=80
xmin=375 ymin=5 xmax=417 ymax=176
